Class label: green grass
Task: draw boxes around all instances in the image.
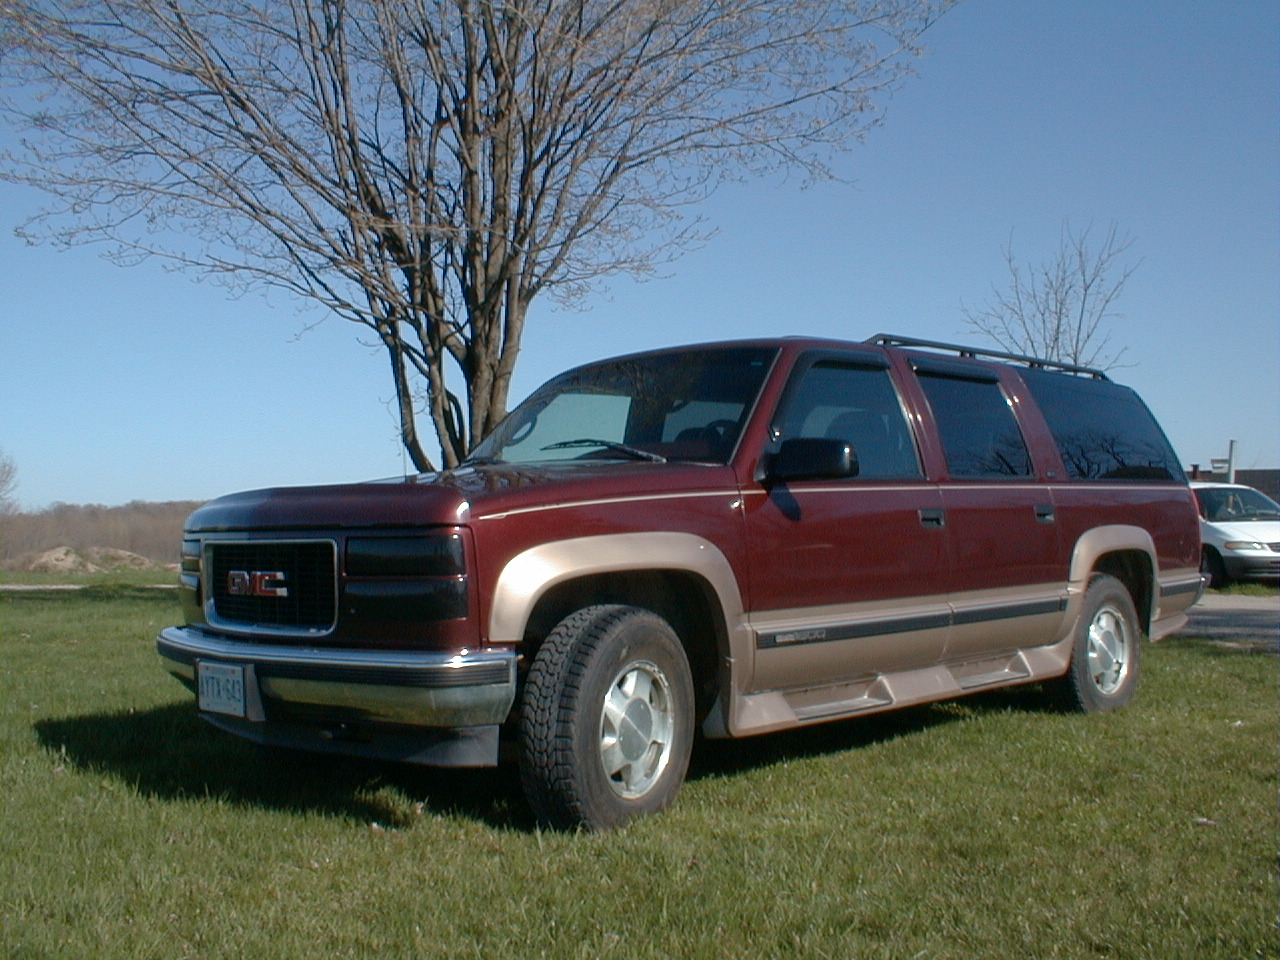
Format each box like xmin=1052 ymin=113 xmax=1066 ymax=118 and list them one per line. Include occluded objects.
xmin=1214 ymin=581 xmax=1280 ymax=598
xmin=0 ymin=568 xmax=178 ymax=588
xmin=2 ymin=590 xmax=1276 ymax=960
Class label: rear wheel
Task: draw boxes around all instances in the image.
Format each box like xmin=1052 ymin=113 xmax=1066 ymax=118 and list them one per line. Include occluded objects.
xmin=1055 ymin=574 xmax=1141 ymax=713
xmin=519 ymin=605 xmax=695 ymax=830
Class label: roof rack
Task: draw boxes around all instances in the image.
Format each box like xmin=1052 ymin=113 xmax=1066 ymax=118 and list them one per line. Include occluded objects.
xmin=865 ymin=334 xmax=1110 ymax=381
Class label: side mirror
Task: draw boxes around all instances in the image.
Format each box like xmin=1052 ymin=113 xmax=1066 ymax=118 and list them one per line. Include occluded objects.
xmin=766 ymin=438 xmax=860 ymax=483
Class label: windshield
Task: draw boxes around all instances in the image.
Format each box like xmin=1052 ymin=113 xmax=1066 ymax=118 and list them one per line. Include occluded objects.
xmin=467 ymin=347 xmax=777 ymax=466
xmin=1195 ymin=486 xmax=1280 ymax=522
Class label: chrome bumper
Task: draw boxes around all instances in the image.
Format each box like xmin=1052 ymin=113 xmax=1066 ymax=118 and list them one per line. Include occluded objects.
xmin=157 ymin=625 xmax=517 ymax=736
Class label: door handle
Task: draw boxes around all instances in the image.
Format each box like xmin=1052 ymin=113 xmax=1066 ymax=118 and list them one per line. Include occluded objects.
xmin=1035 ymin=504 xmax=1056 ymax=524
xmin=918 ymin=508 xmax=946 ymax=529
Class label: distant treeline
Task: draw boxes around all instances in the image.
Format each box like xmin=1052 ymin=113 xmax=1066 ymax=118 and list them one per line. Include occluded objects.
xmin=0 ymin=500 xmax=204 ymax=563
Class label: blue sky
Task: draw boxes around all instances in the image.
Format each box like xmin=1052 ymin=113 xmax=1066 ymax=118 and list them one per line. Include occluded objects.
xmin=1 ymin=0 xmax=1276 ymax=510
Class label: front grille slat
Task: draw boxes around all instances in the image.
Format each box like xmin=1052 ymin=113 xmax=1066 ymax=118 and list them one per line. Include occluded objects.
xmin=208 ymin=540 xmax=337 ymax=634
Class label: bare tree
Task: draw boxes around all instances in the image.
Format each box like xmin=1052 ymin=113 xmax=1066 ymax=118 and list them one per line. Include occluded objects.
xmin=0 ymin=450 xmax=17 ymax=515
xmin=0 ymin=499 xmax=204 ymax=563
xmin=962 ymin=222 xmax=1140 ymax=371
xmin=1 ymin=0 xmax=949 ymax=470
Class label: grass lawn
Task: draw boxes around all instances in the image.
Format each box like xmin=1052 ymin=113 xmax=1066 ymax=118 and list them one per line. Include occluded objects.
xmin=1 ymin=587 xmax=1275 ymax=960
xmin=1218 ymin=582 xmax=1280 ymax=598
xmin=0 ymin=568 xmax=178 ymax=588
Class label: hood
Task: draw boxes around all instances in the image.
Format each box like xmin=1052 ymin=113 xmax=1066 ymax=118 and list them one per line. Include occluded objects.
xmin=185 ymin=477 xmax=471 ymax=532
xmin=185 ymin=460 xmax=733 ymax=533
xmin=1201 ymin=517 xmax=1280 ymax=544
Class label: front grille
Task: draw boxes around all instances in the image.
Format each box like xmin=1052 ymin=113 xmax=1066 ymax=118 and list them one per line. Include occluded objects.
xmin=208 ymin=540 xmax=337 ymax=634
xmin=1268 ymin=542 xmax=1280 ymax=553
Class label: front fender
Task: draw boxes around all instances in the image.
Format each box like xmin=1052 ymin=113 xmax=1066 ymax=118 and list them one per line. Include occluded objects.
xmin=486 ymin=532 xmax=749 ymax=648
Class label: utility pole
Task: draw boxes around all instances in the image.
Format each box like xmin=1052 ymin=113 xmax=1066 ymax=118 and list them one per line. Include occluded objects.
xmin=1211 ymin=440 xmax=1238 ymax=482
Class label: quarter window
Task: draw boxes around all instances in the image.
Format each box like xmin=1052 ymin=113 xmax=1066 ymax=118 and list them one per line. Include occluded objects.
xmin=1018 ymin=368 xmax=1183 ymax=482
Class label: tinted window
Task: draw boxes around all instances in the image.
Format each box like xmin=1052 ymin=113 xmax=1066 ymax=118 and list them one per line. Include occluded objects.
xmin=772 ymin=359 xmax=922 ymax=479
xmin=917 ymin=372 xmax=1032 ymax=478
xmin=1019 ymin=368 xmax=1183 ymax=482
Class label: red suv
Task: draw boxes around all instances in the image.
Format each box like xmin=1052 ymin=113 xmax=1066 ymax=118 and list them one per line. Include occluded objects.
xmin=158 ymin=335 xmax=1203 ymax=828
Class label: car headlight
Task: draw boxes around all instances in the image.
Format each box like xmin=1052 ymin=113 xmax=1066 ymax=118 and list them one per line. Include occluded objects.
xmin=344 ymin=534 xmax=468 ymax=621
xmin=1223 ymin=540 xmax=1268 ymax=552
xmin=346 ymin=535 xmax=465 ymax=576
xmin=180 ymin=539 xmax=202 ymax=601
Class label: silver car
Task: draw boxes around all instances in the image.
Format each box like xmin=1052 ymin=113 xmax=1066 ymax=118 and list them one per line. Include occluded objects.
xmin=1191 ymin=481 xmax=1280 ymax=587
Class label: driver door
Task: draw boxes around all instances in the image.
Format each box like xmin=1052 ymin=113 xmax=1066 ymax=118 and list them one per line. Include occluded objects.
xmin=742 ymin=352 xmax=949 ymax=693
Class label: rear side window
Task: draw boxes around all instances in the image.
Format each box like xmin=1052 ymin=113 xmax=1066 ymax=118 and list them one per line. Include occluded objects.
xmin=915 ymin=369 xmax=1033 ymax=479
xmin=1018 ymin=368 xmax=1183 ymax=482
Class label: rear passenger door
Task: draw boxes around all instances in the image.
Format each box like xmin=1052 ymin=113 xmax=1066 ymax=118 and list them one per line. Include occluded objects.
xmin=743 ymin=352 xmax=949 ymax=692
xmin=910 ymin=358 xmax=1067 ymax=659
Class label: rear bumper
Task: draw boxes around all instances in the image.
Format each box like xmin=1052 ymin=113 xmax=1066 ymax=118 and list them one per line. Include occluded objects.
xmin=157 ymin=626 xmax=517 ymax=766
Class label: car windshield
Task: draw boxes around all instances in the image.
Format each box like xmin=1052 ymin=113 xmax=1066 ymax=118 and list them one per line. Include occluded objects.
xmin=466 ymin=346 xmax=777 ymax=466
xmin=1195 ymin=486 xmax=1280 ymax=522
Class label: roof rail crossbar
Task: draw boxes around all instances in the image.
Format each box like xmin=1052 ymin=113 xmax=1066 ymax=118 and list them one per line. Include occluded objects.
xmin=865 ymin=334 xmax=1110 ymax=380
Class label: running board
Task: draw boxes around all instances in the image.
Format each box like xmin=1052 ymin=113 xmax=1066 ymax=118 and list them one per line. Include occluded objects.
xmin=722 ymin=647 xmax=1060 ymax=738
xmin=792 ymin=676 xmax=895 ymax=721
xmin=951 ymin=651 xmax=1034 ymax=691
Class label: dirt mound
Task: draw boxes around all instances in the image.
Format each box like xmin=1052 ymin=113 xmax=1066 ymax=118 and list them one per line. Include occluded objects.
xmin=17 ymin=546 xmax=98 ymax=574
xmin=83 ymin=547 xmax=160 ymax=570
xmin=2 ymin=546 xmax=162 ymax=574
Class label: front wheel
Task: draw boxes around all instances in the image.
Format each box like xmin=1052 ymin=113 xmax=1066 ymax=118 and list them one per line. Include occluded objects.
xmin=519 ymin=605 xmax=695 ymax=830
xmin=1054 ymin=574 xmax=1141 ymax=713
xmin=1201 ymin=547 xmax=1229 ymax=589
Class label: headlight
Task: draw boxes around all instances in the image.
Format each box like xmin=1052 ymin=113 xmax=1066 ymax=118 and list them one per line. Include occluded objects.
xmin=179 ymin=539 xmax=203 ymax=615
xmin=180 ymin=539 xmax=202 ymax=589
xmin=344 ymin=535 xmax=468 ymax=621
xmin=346 ymin=535 xmax=465 ymax=577
xmin=1223 ymin=540 xmax=1268 ymax=552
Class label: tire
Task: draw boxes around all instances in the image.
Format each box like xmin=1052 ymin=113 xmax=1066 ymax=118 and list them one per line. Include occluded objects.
xmin=519 ymin=604 xmax=695 ymax=830
xmin=1200 ymin=547 xmax=1229 ymax=589
xmin=1055 ymin=574 xmax=1141 ymax=713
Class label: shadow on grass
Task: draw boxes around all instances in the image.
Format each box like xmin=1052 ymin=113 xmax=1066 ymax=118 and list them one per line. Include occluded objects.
xmin=688 ymin=682 xmax=1055 ymax=782
xmin=35 ymin=684 xmax=1058 ymax=832
xmin=34 ymin=703 xmax=529 ymax=831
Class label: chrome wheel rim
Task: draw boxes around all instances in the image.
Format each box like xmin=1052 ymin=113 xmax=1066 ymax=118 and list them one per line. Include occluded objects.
xmin=599 ymin=660 xmax=675 ymax=799
xmin=1086 ymin=602 xmax=1132 ymax=695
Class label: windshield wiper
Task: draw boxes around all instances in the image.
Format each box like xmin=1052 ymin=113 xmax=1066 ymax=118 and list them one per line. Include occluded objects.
xmin=542 ymin=438 xmax=667 ymax=463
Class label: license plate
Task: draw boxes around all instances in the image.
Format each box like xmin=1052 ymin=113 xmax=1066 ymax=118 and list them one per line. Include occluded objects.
xmin=197 ymin=661 xmax=247 ymax=718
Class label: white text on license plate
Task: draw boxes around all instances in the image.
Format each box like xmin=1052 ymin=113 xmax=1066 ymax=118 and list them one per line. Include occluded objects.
xmin=198 ymin=662 xmax=247 ymax=717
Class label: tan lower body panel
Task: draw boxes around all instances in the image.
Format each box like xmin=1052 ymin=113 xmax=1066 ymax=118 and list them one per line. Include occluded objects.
xmin=722 ymin=583 xmax=1074 ymax=738
xmin=722 ymin=633 xmax=1075 ymax=738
